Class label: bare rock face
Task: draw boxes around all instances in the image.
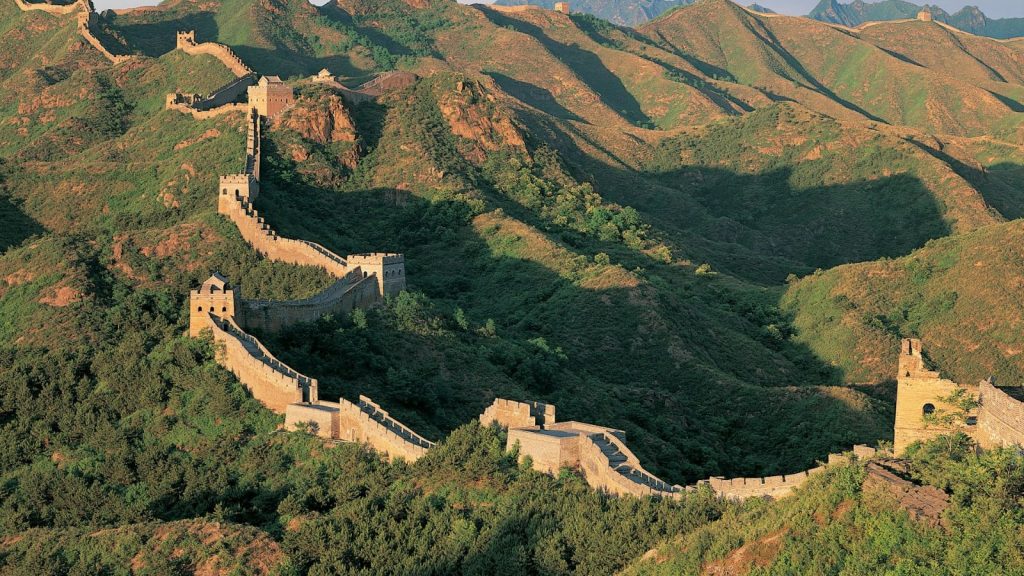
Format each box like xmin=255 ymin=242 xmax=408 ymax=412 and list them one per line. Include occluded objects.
xmin=438 ymin=80 xmax=526 ymax=163
xmin=281 ymin=93 xmax=357 ymax=145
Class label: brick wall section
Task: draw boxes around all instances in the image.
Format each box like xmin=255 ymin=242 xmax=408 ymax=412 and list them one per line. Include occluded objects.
xmin=978 ymin=380 xmax=1024 ymax=448
xmin=14 ymin=0 xmax=85 ymax=15
xmin=206 ymin=314 xmax=316 ymax=412
xmin=14 ymin=0 xmax=131 ymax=64
xmin=166 ymin=75 xmax=258 ymax=117
xmin=480 ymin=398 xmax=556 ymax=428
xmin=241 ymin=271 xmax=378 ymax=332
xmin=77 ymin=10 xmax=131 ymax=64
xmin=286 ymin=397 xmax=434 ymax=462
xmin=176 ymin=30 xmax=253 ymax=77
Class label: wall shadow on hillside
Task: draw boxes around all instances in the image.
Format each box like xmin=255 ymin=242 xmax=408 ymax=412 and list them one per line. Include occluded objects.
xmin=531 ymin=122 xmax=952 ymax=284
xmin=480 ymin=9 xmax=653 ymax=127
xmin=0 ymin=194 xmax=43 ymax=255
xmin=906 ymin=137 xmax=1024 ymax=221
xmin=252 ymin=183 xmax=891 ymax=483
xmin=483 ymin=72 xmax=584 ymax=122
xmin=107 ymin=12 xmax=220 ymax=57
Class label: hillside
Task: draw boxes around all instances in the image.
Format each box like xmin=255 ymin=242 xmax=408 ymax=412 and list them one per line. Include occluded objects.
xmin=493 ymin=0 xmax=692 ymax=27
xmin=3 ymin=0 xmax=1024 ymax=572
xmin=809 ymin=0 xmax=1024 ymax=39
xmin=624 ymin=439 xmax=1024 ymax=574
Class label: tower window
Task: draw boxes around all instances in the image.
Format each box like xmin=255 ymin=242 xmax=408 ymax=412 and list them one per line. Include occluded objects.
xmin=923 ymin=403 xmax=936 ymax=416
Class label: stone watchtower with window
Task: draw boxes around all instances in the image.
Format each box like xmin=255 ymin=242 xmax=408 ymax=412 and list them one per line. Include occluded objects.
xmin=189 ymin=273 xmax=242 ymax=337
xmin=893 ymin=338 xmax=975 ymax=453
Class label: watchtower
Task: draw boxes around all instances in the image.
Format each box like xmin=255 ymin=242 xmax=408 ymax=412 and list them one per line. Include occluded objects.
xmin=554 ymin=1 xmax=570 ymax=14
xmin=917 ymin=9 xmax=932 ymax=22
xmin=189 ymin=273 xmax=242 ymax=337
xmin=247 ymin=76 xmax=295 ymax=119
xmin=893 ymin=339 xmax=971 ymax=453
xmin=176 ymin=30 xmax=196 ymax=49
xmin=347 ymin=253 xmax=406 ymax=298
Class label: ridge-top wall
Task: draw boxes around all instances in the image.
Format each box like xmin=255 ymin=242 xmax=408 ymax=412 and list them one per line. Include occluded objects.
xmin=176 ymin=30 xmax=253 ymax=77
xmin=206 ymin=315 xmax=314 ymax=411
xmin=241 ymin=271 xmax=379 ymax=332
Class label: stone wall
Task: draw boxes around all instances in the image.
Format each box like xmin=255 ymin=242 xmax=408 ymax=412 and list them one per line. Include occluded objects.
xmin=167 ymin=75 xmax=257 ymax=117
xmin=176 ymin=30 xmax=253 ymax=77
xmin=241 ymin=271 xmax=378 ymax=332
xmin=166 ymin=100 xmax=249 ymax=120
xmin=286 ymin=396 xmax=434 ymax=462
xmin=977 ymin=380 xmax=1024 ymax=448
xmin=14 ymin=0 xmax=85 ymax=15
xmin=14 ymin=0 xmax=131 ymax=64
xmin=206 ymin=314 xmax=316 ymax=412
xmin=480 ymin=398 xmax=556 ymax=429
xmin=77 ymin=10 xmax=131 ymax=64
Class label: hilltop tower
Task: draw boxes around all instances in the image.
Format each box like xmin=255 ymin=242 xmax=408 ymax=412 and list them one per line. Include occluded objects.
xmin=554 ymin=2 xmax=570 ymax=14
xmin=176 ymin=30 xmax=196 ymax=49
xmin=893 ymin=338 xmax=972 ymax=453
xmin=917 ymin=9 xmax=933 ymax=22
xmin=189 ymin=273 xmax=242 ymax=337
xmin=347 ymin=253 xmax=406 ymax=298
xmin=247 ymin=76 xmax=295 ymax=119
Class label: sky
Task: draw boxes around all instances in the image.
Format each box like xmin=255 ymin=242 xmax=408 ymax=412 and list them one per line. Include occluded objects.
xmin=92 ymin=0 xmax=1024 ymax=18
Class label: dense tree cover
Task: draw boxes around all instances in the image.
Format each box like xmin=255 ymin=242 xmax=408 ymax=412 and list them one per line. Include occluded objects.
xmin=625 ymin=435 xmax=1024 ymax=575
xmin=0 ymin=289 xmax=727 ymax=573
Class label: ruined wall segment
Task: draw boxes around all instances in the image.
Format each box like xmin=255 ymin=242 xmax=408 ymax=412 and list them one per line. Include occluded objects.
xmin=893 ymin=338 xmax=971 ymax=454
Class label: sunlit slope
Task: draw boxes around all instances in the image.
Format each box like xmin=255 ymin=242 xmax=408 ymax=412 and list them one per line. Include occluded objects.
xmin=641 ymin=0 xmax=1024 ymax=139
xmin=782 ymin=219 xmax=1024 ymax=386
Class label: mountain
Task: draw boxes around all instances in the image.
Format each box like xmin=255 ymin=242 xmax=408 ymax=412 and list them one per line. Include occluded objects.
xmin=492 ymin=0 xmax=693 ymax=26
xmin=4 ymin=0 xmax=1024 ymax=571
xmin=747 ymin=2 xmax=776 ymax=13
xmin=809 ymin=0 xmax=1024 ymax=39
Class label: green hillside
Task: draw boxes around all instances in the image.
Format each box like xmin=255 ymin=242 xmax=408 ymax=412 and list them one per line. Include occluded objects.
xmin=2 ymin=0 xmax=1024 ymax=572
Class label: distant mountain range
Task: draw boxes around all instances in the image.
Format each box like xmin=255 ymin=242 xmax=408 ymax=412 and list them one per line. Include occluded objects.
xmin=809 ymin=0 xmax=1024 ymax=38
xmin=492 ymin=0 xmax=1022 ymax=38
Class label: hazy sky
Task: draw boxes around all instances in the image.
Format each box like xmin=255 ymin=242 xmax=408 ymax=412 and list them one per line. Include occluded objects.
xmin=93 ymin=0 xmax=1024 ymax=18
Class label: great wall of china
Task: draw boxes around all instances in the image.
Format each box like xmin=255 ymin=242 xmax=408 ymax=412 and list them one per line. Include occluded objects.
xmin=17 ymin=1 xmax=1024 ymax=503
xmin=15 ymin=0 xmax=132 ymax=63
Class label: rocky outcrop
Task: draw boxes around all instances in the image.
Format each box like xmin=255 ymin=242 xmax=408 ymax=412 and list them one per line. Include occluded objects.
xmin=281 ymin=94 xmax=358 ymax=145
xmin=439 ymin=80 xmax=526 ymax=163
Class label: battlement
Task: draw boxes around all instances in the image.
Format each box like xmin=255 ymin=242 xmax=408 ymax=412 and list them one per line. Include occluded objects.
xmin=346 ymin=253 xmax=406 ymax=298
xmin=481 ymin=398 xmax=556 ymax=429
xmin=175 ymin=30 xmax=253 ymax=77
xmin=14 ymin=0 xmax=88 ymax=15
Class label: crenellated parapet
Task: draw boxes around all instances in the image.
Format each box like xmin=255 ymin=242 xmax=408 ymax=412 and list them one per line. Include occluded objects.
xmin=489 ymin=397 xmax=879 ymax=501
